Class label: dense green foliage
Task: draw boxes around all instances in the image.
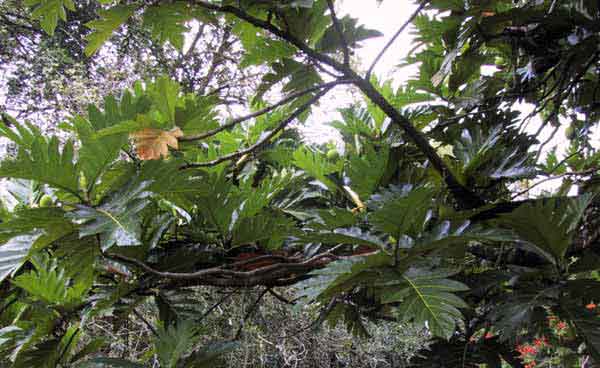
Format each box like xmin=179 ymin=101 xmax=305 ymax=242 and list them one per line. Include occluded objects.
xmin=0 ymin=0 xmax=599 ymax=366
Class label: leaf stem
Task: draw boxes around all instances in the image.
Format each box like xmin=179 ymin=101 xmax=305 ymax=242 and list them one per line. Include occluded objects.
xmin=325 ymin=0 xmax=350 ymax=66
xmin=366 ymin=0 xmax=429 ymax=79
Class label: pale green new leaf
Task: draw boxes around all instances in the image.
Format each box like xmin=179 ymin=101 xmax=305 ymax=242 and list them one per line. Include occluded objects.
xmin=12 ymin=255 xmax=89 ymax=309
xmin=70 ymin=116 xmax=127 ymax=194
xmin=293 ymin=147 xmax=342 ymax=192
xmin=345 ymin=143 xmax=389 ymax=199
xmin=0 ymin=115 xmax=37 ymax=148
xmin=147 ymin=76 xmax=180 ymax=125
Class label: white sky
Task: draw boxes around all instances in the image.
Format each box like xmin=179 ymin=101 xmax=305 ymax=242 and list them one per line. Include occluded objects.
xmin=342 ymin=0 xmax=418 ymax=77
xmin=301 ymin=0 xmax=418 ymax=143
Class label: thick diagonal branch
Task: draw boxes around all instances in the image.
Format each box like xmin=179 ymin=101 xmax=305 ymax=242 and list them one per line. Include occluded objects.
xmin=191 ymin=0 xmax=346 ymax=71
xmin=352 ymin=77 xmax=484 ymax=208
xmin=189 ymin=0 xmax=484 ymax=208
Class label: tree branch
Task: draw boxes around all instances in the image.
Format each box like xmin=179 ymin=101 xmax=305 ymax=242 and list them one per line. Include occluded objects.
xmin=179 ymin=85 xmax=334 ymax=169
xmin=199 ymin=289 xmax=237 ymax=321
xmin=179 ymin=79 xmax=353 ymax=142
xmin=352 ymin=77 xmax=485 ymax=208
xmin=511 ymin=168 xmax=596 ymax=200
xmin=198 ymin=26 xmax=232 ymax=95
xmin=105 ymin=251 xmax=336 ymax=288
xmin=268 ymin=288 xmax=296 ymax=305
xmin=366 ymin=0 xmax=428 ymax=79
xmin=182 ymin=23 xmax=205 ymax=62
xmin=235 ymin=288 xmax=269 ymax=339
xmin=191 ymin=0 xmax=347 ymax=72
xmin=132 ymin=308 xmax=158 ymax=337
xmin=325 ymin=0 xmax=350 ymax=66
xmin=188 ymin=0 xmax=484 ymax=209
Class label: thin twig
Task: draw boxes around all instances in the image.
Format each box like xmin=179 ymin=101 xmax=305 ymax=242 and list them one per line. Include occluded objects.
xmin=511 ymin=168 xmax=596 ymax=199
xmin=192 ymin=0 xmax=346 ymax=71
xmin=180 ymin=86 xmax=334 ymax=168
xmin=546 ymin=149 xmax=583 ymax=175
xmin=179 ymin=79 xmax=352 ymax=142
xmin=534 ymin=124 xmax=559 ymax=162
xmin=200 ymin=289 xmax=238 ymax=321
xmin=268 ymin=289 xmax=296 ymax=305
xmin=326 ymin=0 xmax=350 ymax=66
xmin=133 ymin=308 xmax=159 ymax=337
xmin=366 ymin=0 xmax=428 ymax=78
xmin=198 ymin=26 xmax=232 ymax=95
xmin=182 ymin=23 xmax=205 ymax=62
xmin=235 ymin=288 xmax=269 ymax=339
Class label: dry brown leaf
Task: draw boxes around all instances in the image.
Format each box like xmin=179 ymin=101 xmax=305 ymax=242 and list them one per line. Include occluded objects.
xmin=130 ymin=127 xmax=183 ymax=160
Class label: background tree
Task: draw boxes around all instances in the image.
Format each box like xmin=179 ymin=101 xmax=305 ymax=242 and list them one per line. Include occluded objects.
xmin=0 ymin=0 xmax=599 ymax=367
xmin=0 ymin=0 xmax=257 ymax=124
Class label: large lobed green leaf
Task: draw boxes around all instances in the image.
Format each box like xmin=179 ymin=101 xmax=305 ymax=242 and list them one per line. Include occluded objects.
xmin=0 ymin=207 xmax=75 ymax=282
xmin=25 ymin=0 xmax=75 ymax=35
xmin=84 ymin=5 xmax=136 ymax=56
xmin=0 ymin=233 xmax=41 ymax=283
xmin=68 ymin=180 xmax=153 ymax=250
xmin=0 ymin=121 xmax=80 ymax=197
xmin=368 ymin=185 xmax=434 ymax=238
xmin=499 ymin=195 xmax=593 ymax=264
xmin=384 ymin=267 xmax=469 ymax=339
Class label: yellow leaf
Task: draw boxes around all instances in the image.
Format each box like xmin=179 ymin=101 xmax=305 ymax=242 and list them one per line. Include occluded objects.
xmin=130 ymin=127 xmax=183 ymax=160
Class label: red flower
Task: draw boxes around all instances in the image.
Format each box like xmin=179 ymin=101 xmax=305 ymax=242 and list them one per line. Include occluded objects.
xmin=586 ymin=302 xmax=597 ymax=311
xmin=484 ymin=332 xmax=494 ymax=339
xmin=516 ymin=344 xmax=537 ymax=357
xmin=533 ymin=337 xmax=548 ymax=347
xmin=556 ymin=321 xmax=567 ymax=330
xmin=525 ymin=362 xmax=536 ymax=368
